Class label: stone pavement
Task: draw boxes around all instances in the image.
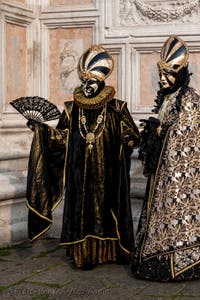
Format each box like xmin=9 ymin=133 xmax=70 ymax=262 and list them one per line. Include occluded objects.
xmin=0 ymin=238 xmax=200 ymax=300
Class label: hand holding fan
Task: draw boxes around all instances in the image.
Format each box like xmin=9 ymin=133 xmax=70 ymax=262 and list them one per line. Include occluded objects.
xmin=10 ymin=96 xmax=61 ymax=122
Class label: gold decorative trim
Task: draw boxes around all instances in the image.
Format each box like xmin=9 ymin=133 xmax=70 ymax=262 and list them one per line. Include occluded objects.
xmin=143 ymin=242 xmax=200 ymax=262
xmin=170 ymin=253 xmax=175 ymax=279
xmin=60 ymin=235 xmax=118 ymax=246
xmin=26 ymin=201 xmax=52 ymax=224
xmin=74 ymin=86 xmax=115 ymax=109
xmin=121 ymin=101 xmax=126 ymax=111
xmin=111 ymin=209 xmax=130 ymax=254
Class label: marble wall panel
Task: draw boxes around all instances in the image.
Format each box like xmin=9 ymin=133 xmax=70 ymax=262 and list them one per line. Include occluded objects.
xmin=140 ymin=51 xmax=160 ymax=108
xmin=0 ymin=198 xmax=28 ymax=245
xmin=50 ymin=0 xmax=93 ymax=5
xmin=188 ymin=52 xmax=200 ymax=93
xmin=15 ymin=0 xmax=26 ymax=3
xmin=105 ymin=53 xmax=119 ymax=99
xmin=6 ymin=23 xmax=27 ymax=106
xmin=49 ymin=27 xmax=93 ymax=104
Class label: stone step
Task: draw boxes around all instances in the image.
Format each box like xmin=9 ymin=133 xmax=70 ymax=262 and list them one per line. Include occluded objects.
xmin=131 ymin=196 xmax=143 ymax=234
xmin=0 ymin=128 xmax=32 ymax=161
xmin=0 ymin=198 xmax=28 ymax=245
xmin=0 ymin=171 xmax=27 ymax=200
xmin=0 ymin=196 xmax=144 ymax=245
xmin=0 ymin=157 xmax=29 ymax=173
xmin=131 ymin=180 xmax=147 ymax=198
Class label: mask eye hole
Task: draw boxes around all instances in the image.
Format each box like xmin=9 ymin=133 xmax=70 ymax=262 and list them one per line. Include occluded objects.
xmin=162 ymin=69 xmax=172 ymax=75
xmin=173 ymin=64 xmax=179 ymax=70
xmin=88 ymin=79 xmax=97 ymax=85
xmin=80 ymin=78 xmax=86 ymax=84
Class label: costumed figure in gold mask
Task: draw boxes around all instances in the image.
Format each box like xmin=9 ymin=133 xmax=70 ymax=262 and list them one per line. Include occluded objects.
xmin=132 ymin=35 xmax=200 ymax=281
xmin=25 ymin=45 xmax=140 ymax=269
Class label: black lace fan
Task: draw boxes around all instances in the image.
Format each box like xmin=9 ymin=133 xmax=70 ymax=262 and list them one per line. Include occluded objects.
xmin=10 ymin=96 xmax=61 ymax=122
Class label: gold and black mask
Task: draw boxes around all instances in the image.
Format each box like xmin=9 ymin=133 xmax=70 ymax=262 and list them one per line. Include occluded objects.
xmin=157 ymin=35 xmax=189 ymax=89
xmin=77 ymin=45 xmax=114 ymax=97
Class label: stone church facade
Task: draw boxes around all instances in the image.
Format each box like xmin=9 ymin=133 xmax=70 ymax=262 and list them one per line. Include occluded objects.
xmin=0 ymin=0 xmax=200 ymax=246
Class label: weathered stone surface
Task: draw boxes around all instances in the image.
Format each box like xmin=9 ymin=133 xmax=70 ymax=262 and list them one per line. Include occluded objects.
xmin=0 ymin=239 xmax=199 ymax=300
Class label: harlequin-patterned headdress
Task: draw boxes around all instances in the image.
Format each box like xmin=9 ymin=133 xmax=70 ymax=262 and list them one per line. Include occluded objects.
xmin=78 ymin=45 xmax=114 ymax=82
xmin=157 ymin=35 xmax=189 ymax=74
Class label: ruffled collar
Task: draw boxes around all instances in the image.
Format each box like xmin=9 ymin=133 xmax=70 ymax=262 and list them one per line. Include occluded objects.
xmin=73 ymin=86 xmax=115 ymax=109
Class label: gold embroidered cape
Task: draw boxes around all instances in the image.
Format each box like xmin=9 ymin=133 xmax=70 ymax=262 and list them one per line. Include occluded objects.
xmin=134 ymin=87 xmax=200 ymax=281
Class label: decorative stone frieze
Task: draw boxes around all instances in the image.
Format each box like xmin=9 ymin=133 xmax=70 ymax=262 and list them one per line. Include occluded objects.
xmin=120 ymin=0 xmax=200 ymax=25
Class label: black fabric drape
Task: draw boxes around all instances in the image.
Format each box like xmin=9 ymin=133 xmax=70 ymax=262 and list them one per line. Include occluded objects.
xmin=27 ymin=123 xmax=66 ymax=240
xmin=27 ymin=96 xmax=140 ymax=256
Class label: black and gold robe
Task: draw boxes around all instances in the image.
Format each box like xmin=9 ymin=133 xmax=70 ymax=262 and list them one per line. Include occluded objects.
xmin=27 ymin=86 xmax=140 ymax=267
xmin=133 ymin=87 xmax=200 ymax=281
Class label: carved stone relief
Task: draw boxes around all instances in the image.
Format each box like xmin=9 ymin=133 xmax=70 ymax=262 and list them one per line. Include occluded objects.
xmin=49 ymin=27 xmax=93 ymax=104
xmin=120 ymin=0 xmax=200 ymax=25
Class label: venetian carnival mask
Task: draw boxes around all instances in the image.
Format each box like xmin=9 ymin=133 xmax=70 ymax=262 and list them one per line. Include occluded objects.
xmin=80 ymin=77 xmax=101 ymax=97
xmin=157 ymin=35 xmax=189 ymax=89
xmin=77 ymin=45 xmax=114 ymax=97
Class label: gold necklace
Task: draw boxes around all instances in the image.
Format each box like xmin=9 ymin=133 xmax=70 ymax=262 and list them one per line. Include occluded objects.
xmin=78 ymin=106 xmax=107 ymax=153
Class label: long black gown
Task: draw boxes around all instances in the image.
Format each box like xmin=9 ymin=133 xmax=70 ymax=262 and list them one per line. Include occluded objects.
xmin=27 ymin=85 xmax=140 ymax=267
